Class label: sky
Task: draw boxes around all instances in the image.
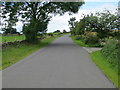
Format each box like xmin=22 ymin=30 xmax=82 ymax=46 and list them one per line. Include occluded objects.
xmin=47 ymin=1 xmax=118 ymax=33
xmin=1 ymin=1 xmax=119 ymax=33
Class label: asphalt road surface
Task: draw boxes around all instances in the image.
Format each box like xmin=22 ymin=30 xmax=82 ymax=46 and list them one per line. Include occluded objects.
xmin=2 ymin=34 xmax=115 ymax=88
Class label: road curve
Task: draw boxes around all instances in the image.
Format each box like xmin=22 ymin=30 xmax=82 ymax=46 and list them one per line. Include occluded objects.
xmin=2 ymin=34 xmax=115 ymax=88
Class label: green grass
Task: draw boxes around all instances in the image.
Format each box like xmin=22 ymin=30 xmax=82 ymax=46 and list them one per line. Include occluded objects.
xmin=90 ymin=51 xmax=119 ymax=87
xmin=1 ymin=35 xmax=63 ymax=70
xmin=0 ymin=35 xmax=25 ymax=43
xmin=71 ymin=36 xmax=89 ymax=47
xmin=71 ymin=36 xmax=102 ymax=47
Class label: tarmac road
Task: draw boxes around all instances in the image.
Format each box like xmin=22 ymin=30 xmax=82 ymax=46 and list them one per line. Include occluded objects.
xmin=2 ymin=34 xmax=115 ymax=88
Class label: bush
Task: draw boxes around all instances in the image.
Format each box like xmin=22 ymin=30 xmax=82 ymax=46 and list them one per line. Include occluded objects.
xmin=74 ymin=35 xmax=81 ymax=40
xmin=47 ymin=33 xmax=54 ymax=37
xmin=84 ymin=32 xmax=99 ymax=44
xmin=74 ymin=35 xmax=85 ymax=41
xmin=84 ymin=36 xmax=99 ymax=44
xmin=74 ymin=33 xmax=102 ymax=47
xmin=37 ymin=33 xmax=43 ymax=37
xmin=101 ymin=39 xmax=119 ymax=66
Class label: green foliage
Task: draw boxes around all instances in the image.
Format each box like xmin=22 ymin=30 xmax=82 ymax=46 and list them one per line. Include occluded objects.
xmin=1 ymin=34 xmax=64 ymax=70
xmin=74 ymin=35 xmax=85 ymax=41
xmin=69 ymin=10 xmax=119 ymax=39
xmin=70 ymin=29 xmax=76 ymax=35
xmin=23 ymin=24 xmax=38 ymax=43
xmin=71 ymin=34 xmax=102 ymax=47
xmin=84 ymin=36 xmax=99 ymax=45
xmin=2 ymin=28 xmax=17 ymax=35
xmin=75 ymin=19 xmax=85 ymax=35
xmin=2 ymin=2 xmax=84 ymax=43
xmin=47 ymin=33 xmax=54 ymax=37
xmin=101 ymin=39 xmax=119 ymax=67
xmin=84 ymin=32 xmax=99 ymax=45
xmin=2 ymin=2 xmax=19 ymax=34
xmin=73 ymin=32 xmax=100 ymax=46
xmin=23 ymin=18 xmax=48 ymax=43
xmin=90 ymin=51 xmax=119 ymax=87
xmin=74 ymin=35 xmax=81 ymax=40
xmin=37 ymin=33 xmax=44 ymax=38
xmin=68 ymin=17 xmax=76 ymax=30
xmin=71 ymin=36 xmax=88 ymax=47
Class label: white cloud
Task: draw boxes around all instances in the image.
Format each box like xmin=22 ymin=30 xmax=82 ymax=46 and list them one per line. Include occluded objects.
xmin=48 ymin=2 xmax=118 ymax=32
xmin=48 ymin=14 xmax=71 ymax=32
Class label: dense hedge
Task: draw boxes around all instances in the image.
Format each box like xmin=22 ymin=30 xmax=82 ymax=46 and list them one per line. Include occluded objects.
xmin=101 ymin=38 xmax=119 ymax=68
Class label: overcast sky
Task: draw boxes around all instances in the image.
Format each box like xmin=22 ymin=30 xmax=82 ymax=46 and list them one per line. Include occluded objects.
xmin=1 ymin=1 xmax=119 ymax=33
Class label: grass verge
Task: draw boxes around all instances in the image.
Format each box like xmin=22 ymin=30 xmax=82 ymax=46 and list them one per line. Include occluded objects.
xmin=71 ymin=36 xmax=89 ymax=47
xmin=1 ymin=35 xmax=25 ymax=43
xmin=1 ymin=35 xmax=64 ymax=70
xmin=90 ymin=51 xmax=119 ymax=87
xmin=71 ymin=36 xmax=102 ymax=47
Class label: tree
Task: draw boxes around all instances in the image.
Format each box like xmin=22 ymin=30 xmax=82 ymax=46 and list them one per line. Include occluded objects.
xmin=68 ymin=17 xmax=76 ymax=30
xmin=54 ymin=30 xmax=61 ymax=33
xmin=2 ymin=24 xmax=17 ymax=35
xmin=2 ymin=2 xmax=19 ymax=35
xmin=2 ymin=16 xmax=18 ymax=35
xmin=73 ymin=10 xmax=118 ymax=38
xmin=63 ymin=29 xmax=67 ymax=33
xmin=95 ymin=10 xmax=118 ymax=38
xmin=2 ymin=1 xmax=84 ymax=43
xmin=74 ymin=19 xmax=85 ymax=35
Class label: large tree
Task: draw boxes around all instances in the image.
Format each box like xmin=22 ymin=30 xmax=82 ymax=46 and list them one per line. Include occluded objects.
xmin=2 ymin=1 xmax=84 ymax=43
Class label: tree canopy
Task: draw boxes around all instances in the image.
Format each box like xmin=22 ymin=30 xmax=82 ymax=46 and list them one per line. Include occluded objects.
xmin=68 ymin=17 xmax=76 ymax=30
xmin=69 ymin=10 xmax=119 ymax=38
xmin=2 ymin=1 xmax=84 ymax=42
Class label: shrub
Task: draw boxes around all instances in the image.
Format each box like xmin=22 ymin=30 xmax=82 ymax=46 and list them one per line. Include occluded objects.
xmin=74 ymin=35 xmax=86 ymax=41
xmin=37 ymin=33 xmax=43 ymax=37
xmin=84 ymin=36 xmax=99 ymax=44
xmin=101 ymin=38 xmax=119 ymax=66
xmin=84 ymin=31 xmax=99 ymax=44
xmin=47 ymin=33 xmax=54 ymax=37
xmin=74 ymin=35 xmax=81 ymax=40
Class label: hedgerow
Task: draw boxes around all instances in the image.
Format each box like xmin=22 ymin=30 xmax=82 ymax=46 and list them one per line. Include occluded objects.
xmin=101 ymin=38 xmax=119 ymax=68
